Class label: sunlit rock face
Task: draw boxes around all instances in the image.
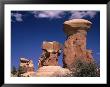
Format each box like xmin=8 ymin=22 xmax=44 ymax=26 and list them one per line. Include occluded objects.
xmin=36 ymin=66 xmax=71 ymax=77
xmin=20 ymin=58 xmax=34 ymax=72
xmin=63 ymin=19 xmax=92 ymax=36
xmin=38 ymin=41 xmax=62 ymax=68
xmin=21 ymin=72 xmax=36 ymax=77
xmin=63 ymin=19 xmax=93 ymax=70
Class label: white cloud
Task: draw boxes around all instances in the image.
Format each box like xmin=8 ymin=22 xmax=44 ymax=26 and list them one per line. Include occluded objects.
xmin=86 ymin=11 xmax=97 ymax=18
xmin=69 ymin=11 xmax=97 ymax=19
xmin=31 ymin=11 xmax=97 ymax=20
xmin=31 ymin=11 xmax=65 ymax=19
xmin=11 ymin=11 xmax=98 ymax=22
xmin=11 ymin=13 xmax=23 ymax=22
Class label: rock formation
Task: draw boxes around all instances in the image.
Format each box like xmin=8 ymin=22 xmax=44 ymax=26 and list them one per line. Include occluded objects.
xmin=20 ymin=58 xmax=34 ymax=73
xmin=63 ymin=19 xmax=93 ymax=70
xmin=38 ymin=41 xmax=62 ymax=68
xmin=14 ymin=19 xmax=96 ymax=77
xmin=36 ymin=66 xmax=71 ymax=77
xmin=21 ymin=72 xmax=36 ymax=77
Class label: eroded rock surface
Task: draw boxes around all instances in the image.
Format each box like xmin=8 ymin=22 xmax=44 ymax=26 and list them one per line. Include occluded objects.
xmin=38 ymin=41 xmax=61 ymax=68
xmin=36 ymin=66 xmax=71 ymax=77
xmin=63 ymin=19 xmax=93 ymax=69
xmin=20 ymin=58 xmax=34 ymax=72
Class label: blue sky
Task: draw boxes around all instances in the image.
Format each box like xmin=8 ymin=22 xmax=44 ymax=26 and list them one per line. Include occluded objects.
xmin=11 ymin=11 xmax=100 ymax=71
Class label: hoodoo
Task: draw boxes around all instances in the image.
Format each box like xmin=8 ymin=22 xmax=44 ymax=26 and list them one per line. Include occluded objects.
xmin=63 ymin=19 xmax=93 ymax=69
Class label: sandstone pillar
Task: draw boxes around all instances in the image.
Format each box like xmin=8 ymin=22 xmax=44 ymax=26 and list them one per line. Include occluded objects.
xmin=63 ymin=19 xmax=93 ymax=69
xmin=38 ymin=41 xmax=61 ymax=68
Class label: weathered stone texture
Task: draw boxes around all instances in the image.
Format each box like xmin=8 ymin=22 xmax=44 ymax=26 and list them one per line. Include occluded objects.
xmin=64 ymin=19 xmax=92 ymax=36
xmin=38 ymin=41 xmax=61 ymax=68
xmin=20 ymin=58 xmax=34 ymax=72
xmin=36 ymin=66 xmax=71 ymax=77
xmin=63 ymin=19 xmax=93 ymax=69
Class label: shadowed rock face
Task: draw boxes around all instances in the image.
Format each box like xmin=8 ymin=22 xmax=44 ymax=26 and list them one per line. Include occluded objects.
xmin=63 ymin=19 xmax=93 ymax=69
xmin=38 ymin=41 xmax=61 ymax=68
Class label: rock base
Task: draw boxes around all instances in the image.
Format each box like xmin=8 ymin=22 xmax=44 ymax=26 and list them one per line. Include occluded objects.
xmin=36 ymin=66 xmax=71 ymax=77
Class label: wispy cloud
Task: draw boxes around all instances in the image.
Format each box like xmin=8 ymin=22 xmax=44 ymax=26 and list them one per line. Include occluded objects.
xmin=11 ymin=11 xmax=98 ymax=22
xmin=69 ymin=11 xmax=97 ymax=19
xmin=31 ymin=11 xmax=65 ymax=19
xmin=31 ymin=11 xmax=97 ymax=20
xmin=11 ymin=13 xmax=23 ymax=22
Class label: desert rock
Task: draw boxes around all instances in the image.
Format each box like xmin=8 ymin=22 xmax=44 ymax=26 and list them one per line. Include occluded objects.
xmin=63 ymin=19 xmax=93 ymax=69
xmin=36 ymin=66 xmax=71 ymax=77
xmin=20 ymin=58 xmax=34 ymax=73
xmin=38 ymin=41 xmax=62 ymax=68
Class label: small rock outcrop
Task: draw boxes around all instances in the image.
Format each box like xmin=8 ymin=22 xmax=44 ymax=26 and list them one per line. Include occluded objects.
xmin=21 ymin=72 xmax=36 ymax=77
xmin=63 ymin=19 xmax=93 ymax=70
xmin=20 ymin=58 xmax=34 ymax=73
xmin=38 ymin=41 xmax=61 ymax=68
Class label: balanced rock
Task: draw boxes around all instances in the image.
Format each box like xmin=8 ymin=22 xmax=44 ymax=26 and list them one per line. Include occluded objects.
xmin=63 ymin=19 xmax=93 ymax=69
xmin=38 ymin=41 xmax=62 ymax=68
xmin=64 ymin=19 xmax=92 ymax=36
xmin=36 ymin=66 xmax=71 ymax=77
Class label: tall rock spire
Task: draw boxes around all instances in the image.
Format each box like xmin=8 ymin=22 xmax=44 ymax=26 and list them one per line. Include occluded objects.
xmin=63 ymin=19 xmax=93 ymax=69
